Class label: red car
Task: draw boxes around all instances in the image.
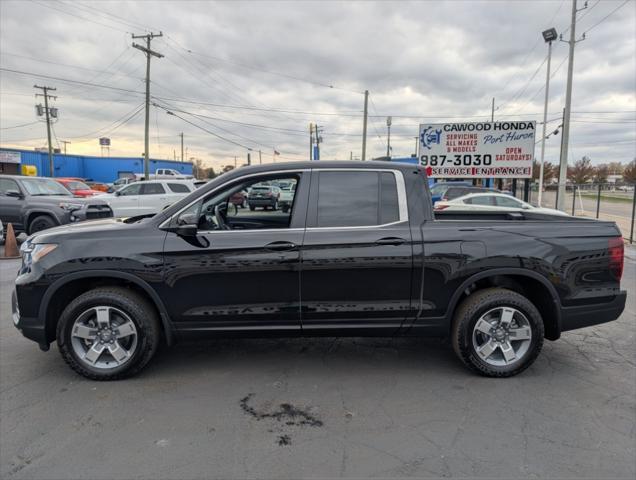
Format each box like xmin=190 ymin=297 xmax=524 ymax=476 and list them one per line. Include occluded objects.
xmin=55 ymin=178 xmax=102 ymax=198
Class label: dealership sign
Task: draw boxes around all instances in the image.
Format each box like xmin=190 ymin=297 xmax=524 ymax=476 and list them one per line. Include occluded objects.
xmin=417 ymin=121 xmax=536 ymax=178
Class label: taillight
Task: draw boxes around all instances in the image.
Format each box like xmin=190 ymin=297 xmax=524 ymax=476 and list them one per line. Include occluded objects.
xmin=435 ymin=205 xmax=449 ymax=211
xmin=608 ymin=237 xmax=624 ymax=281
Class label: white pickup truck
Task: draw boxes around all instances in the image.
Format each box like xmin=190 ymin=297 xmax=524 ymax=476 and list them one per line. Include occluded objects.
xmin=100 ymin=179 xmax=195 ymax=217
xmin=132 ymin=168 xmax=194 ymax=181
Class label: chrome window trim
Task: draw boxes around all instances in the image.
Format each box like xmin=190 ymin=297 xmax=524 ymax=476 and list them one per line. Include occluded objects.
xmin=160 ymin=166 xmax=408 ymax=231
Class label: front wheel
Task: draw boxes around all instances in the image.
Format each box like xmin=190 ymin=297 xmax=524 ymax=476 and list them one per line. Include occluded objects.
xmin=452 ymin=288 xmax=544 ymax=377
xmin=28 ymin=215 xmax=56 ymax=234
xmin=57 ymin=287 xmax=161 ymax=380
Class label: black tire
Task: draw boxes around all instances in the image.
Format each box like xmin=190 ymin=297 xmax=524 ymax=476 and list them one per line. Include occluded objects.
xmin=272 ymin=201 xmax=278 ymax=211
xmin=249 ymin=205 xmax=255 ymax=211
xmin=28 ymin=215 xmax=56 ymax=234
xmin=241 ymin=199 xmax=247 ymax=208
xmin=451 ymin=287 xmax=544 ymax=378
xmin=57 ymin=287 xmax=161 ymax=381
xmin=281 ymin=205 xmax=289 ymax=213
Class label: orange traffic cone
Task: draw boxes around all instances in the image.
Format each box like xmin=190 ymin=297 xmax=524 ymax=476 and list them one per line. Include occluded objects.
xmin=2 ymin=223 xmax=20 ymax=259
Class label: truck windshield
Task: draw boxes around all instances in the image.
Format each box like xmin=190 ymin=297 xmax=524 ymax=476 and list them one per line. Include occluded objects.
xmin=21 ymin=178 xmax=72 ymax=196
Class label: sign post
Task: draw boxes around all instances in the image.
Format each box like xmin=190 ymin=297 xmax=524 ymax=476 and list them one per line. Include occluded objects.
xmin=417 ymin=121 xmax=536 ymax=179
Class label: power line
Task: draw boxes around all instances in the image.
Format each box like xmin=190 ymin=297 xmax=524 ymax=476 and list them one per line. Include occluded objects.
xmin=30 ymin=0 xmax=130 ymax=33
xmin=0 ymin=121 xmax=41 ymax=130
xmin=582 ymin=0 xmax=631 ymax=34
xmin=0 ymin=67 xmax=144 ymax=95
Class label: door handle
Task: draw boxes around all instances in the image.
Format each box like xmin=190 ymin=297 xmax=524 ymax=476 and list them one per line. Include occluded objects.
xmin=375 ymin=237 xmax=406 ymax=246
xmin=264 ymin=241 xmax=297 ymax=251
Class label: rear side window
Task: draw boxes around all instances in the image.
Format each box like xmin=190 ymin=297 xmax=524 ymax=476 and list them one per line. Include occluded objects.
xmin=168 ymin=183 xmax=190 ymax=193
xmin=315 ymin=171 xmax=400 ymax=227
xmin=0 ymin=178 xmax=20 ymax=195
xmin=466 ymin=196 xmax=494 ymax=206
xmin=142 ymin=183 xmax=166 ymax=195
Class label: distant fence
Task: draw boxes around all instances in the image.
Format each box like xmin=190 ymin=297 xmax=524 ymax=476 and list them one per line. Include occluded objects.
xmin=514 ymin=182 xmax=635 ymax=244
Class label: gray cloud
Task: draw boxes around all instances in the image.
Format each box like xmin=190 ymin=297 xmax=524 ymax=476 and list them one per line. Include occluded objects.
xmin=1 ymin=0 xmax=634 ymax=169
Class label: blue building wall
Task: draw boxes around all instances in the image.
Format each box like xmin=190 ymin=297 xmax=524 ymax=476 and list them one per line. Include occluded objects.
xmin=1 ymin=148 xmax=193 ymax=183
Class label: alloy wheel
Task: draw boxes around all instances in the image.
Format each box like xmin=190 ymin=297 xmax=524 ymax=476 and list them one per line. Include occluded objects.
xmin=70 ymin=306 xmax=138 ymax=370
xmin=471 ymin=306 xmax=532 ymax=367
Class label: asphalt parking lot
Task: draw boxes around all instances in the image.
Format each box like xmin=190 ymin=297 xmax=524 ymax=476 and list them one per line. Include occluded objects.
xmin=1 ymin=246 xmax=635 ymax=479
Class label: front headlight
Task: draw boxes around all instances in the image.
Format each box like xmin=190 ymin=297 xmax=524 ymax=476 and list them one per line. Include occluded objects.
xmin=59 ymin=202 xmax=83 ymax=211
xmin=21 ymin=243 xmax=58 ymax=264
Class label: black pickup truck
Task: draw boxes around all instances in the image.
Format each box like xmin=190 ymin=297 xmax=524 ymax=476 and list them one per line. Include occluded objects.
xmin=12 ymin=161 xmax=626 ymax=380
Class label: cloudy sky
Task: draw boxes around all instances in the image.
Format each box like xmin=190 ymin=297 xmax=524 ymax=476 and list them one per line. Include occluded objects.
xmin=1 ymin=0 xmax=634 ymax=170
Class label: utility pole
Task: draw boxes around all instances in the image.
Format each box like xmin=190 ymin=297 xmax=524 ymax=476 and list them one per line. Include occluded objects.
xmin=179 ymin=132 xmax=184 ymax=162
xmin=386 ymin=116 xmax=392 ymax=158
xmin=247 ymin=152 xmax=251 ymax=166
xmin=314 ymin=123 xmax=320 ymax=161
xmin=557 ymin=0 xmax=586 ymax=211
xmin=132 ymin=31 xmax=163 ymax=180
xmin=234 ymin=156 xmax=237 ymax=168
xmin=361 ymin=90 xmax=369 ymax=161
xmin=61 ymin=140 xmax=71 ymax=155
xmin=538 ymin=28 xmax=558 ymax=207
xmin=491 ymin=98 xmax=495 ymax=122
xmin=34 ymin=85 xmax=57 ymax=176
xmin=259 ymin=149 xmax=262 ymax=164
xmin=309 ymin=122 xmax=313 ymax=160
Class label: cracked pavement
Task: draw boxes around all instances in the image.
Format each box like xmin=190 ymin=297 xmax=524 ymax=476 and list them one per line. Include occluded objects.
xmin=1 ymin=246 xmax=634 ymax=479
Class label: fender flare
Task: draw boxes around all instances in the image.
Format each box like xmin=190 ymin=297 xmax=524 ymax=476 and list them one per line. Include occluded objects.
xmin=24 ymin=209 xmax=61 ymax=230
xmin=443 ymin=267 xmax=562 ymax=337
xmin=40 ymin=270 xmax=175 ymax=345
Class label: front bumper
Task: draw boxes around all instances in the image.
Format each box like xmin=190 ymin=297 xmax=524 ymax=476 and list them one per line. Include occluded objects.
xmin=12 ymin=289 xmax=48 ymax=348
xmin=561 ymin=291 xmax=627 ymax=332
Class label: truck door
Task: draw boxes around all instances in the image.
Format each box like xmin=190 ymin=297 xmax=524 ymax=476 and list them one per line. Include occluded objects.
xmin=0 ymin=177 xmax=25 ymax=231
xmin=160 ymin=170 xmax=310 ymax=332
xmin=300 ymin=169 xmax=414 ymax=333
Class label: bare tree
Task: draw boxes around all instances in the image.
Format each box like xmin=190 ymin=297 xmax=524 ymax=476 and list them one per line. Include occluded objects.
xmin=594 ymin=164 xmax=609 ymax=184
xmin=623 ymin=159 xmax=636 ymax=184
xmin=567 ymin=156 xmax=595 ymax=184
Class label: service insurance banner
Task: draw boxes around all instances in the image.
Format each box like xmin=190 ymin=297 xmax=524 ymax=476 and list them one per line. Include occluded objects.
xmin=417 ymin=121 xmax=536 ymax=178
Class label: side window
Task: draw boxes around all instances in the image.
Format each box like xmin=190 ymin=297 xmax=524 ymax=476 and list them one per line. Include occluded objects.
xmin=495 ymin=196 xmax=523 ymax=208
xmin=0 ymin=178 xmax=20 ymax=195
xmin=119 ymin=183 xmax=143 ymax=196
xmin=316 ymin=171 xmax=400 ymax=228
xmin=142 ymin=183 xmax=166 ymax=195
xmin=175 ymin=174 xmax=300 ymax=231
xmin=379 ymin=172 xmax=399 ymax=224
xmin=168 ymin=183 xmax=191 ymax=193
xmin=470 ymin=196 xmax=494 ymax=206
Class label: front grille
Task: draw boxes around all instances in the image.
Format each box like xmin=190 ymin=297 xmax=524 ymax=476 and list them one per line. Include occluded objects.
xmin=86 ymin=204 xmax=113 ymax=219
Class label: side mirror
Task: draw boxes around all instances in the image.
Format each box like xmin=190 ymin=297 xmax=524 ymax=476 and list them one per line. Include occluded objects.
xmin=175 ymin=224 xmax=198 ymax=237
xmin=6 ymin=190 xmax=23 ymax=199
xmin=521 ymin=204 xmax=531 ymax=210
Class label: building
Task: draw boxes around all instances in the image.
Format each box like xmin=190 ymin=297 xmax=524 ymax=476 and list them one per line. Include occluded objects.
xmin=0 ymin=148 xmax=193 ymax=182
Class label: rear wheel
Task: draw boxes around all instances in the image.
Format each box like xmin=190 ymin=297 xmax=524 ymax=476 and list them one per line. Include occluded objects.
xmin=249 ymin=204 xmax=255 ymax=211
xmin=452 ymin=288 xmax=544 ymax=377
xmin=272 ymin=200 xmax=278 ymax=211
xmin=28 ymin=215 xmax=56 ymax=234
xmin=57 ymin=287 xmax=160 ymax=380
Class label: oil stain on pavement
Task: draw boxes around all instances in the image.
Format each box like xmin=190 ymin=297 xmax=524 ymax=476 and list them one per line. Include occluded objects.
xmin=239 ymin=393 xmax=323 ymax=446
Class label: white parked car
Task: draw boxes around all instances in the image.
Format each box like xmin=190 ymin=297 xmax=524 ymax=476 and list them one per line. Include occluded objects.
xmin=133 ymin=168 xmax=194 ymax=181
xmin=100 ymin=179 xmax=195 ymax=218
xmin=434 ymin=192 xmax=569 ymax=216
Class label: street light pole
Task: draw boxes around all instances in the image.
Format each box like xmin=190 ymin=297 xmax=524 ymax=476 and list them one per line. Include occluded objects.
xmin=386 ymin=116 xmax=392 ymax=158
xmin=538 ymin=28 xmax=557 ymax=207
